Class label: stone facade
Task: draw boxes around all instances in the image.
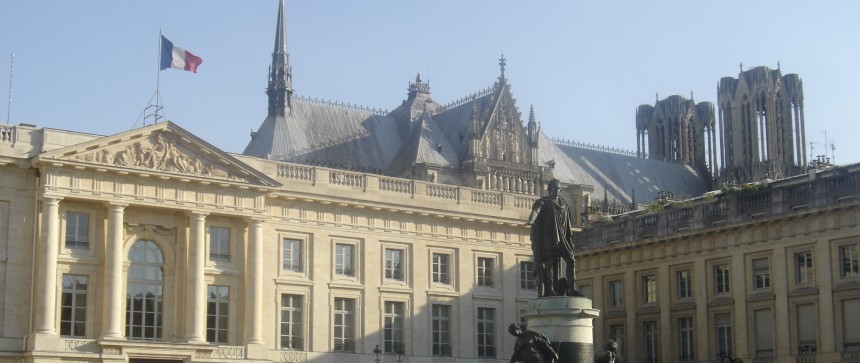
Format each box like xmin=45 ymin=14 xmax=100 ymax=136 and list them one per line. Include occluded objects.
xmin=574 ymin=163 xmax=860 ymax=363
xmin=0 ymin=122 xmax=542 ymax=363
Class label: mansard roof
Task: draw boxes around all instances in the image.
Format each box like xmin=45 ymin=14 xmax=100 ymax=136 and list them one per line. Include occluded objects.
xmin=538 ymin=132 xmax=708 ymax=204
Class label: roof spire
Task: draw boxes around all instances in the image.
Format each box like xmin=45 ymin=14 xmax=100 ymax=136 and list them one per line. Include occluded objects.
xmin=499 ymin=54 xmax=507 ymax=83
xmin=267 ymin=0 xmax=293 ymax=117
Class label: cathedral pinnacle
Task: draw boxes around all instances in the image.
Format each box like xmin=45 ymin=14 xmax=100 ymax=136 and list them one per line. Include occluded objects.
xmin=499 ymin=54 xmax=507 ymax=83
xmin=267 ymin=0 xmax=293 ymax=116
xmin=407 ymin=72 xmax=431 ymax=99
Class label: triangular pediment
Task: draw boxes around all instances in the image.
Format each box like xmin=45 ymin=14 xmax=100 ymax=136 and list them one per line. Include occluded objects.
xmin=37 ymin=122 xmax=280 ymax=187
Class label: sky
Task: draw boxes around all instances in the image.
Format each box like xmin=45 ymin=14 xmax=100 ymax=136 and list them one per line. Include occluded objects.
xmin=2 ymin=1 xmax=859 ymax=165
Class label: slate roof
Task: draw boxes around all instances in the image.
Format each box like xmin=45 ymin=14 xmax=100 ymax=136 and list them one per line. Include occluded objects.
xmin=538 ymin=132 xmax=709 ymax=204
xmin=388 ymin=111 xmax=460 ymax=173
xmin=243 ymin=97 xmax=401 ymax=171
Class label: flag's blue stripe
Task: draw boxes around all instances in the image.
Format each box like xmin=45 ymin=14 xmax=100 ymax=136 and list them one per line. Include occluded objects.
xmin=160 ymin=35 xmax=174 ymax=70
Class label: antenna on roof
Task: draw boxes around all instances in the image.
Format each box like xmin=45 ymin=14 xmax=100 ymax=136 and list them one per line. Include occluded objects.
xmin=6 ymin=52 xmax=13 ymax=123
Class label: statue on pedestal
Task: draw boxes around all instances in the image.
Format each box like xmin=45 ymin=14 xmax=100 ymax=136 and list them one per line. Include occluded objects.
xmin=526 ymin=179 xmax=582 ymax=297
xmin=508 ymin=323 xmax=558 ymax=363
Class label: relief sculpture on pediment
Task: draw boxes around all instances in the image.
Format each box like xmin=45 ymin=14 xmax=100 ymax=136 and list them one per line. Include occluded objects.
xmin=79 ymin=132 xmax=247 ymax=182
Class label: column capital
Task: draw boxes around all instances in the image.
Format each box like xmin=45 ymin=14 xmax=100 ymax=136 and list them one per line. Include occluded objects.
xmin=246 ymin=217 xmax=266 ymax=226
xmin=41 ymin=195 xmax=63 ymax=205
xmin=188 ymin=211 xmax=209 ymax=218
xmin=106 ymin=202 xmax=129 ymax=210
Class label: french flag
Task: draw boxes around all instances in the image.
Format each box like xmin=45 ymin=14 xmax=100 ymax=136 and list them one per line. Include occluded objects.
xmin=160 ymin=35 xmax=203 ymax=73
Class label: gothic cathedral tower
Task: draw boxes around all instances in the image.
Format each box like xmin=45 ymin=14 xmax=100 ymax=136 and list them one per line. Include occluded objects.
xmin=717 ymin=65 xmax=806 ymax=184
xmin=636 ymin=95 xmax=717 ymax=180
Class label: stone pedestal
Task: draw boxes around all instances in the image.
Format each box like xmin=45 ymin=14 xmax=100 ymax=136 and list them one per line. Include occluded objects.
xmin=522 ymin=296 xmax=600 ymax=363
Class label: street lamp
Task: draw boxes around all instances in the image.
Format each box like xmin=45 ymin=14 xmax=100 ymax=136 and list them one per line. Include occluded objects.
xmin=373 ymin=345 xmax=381 ymax=363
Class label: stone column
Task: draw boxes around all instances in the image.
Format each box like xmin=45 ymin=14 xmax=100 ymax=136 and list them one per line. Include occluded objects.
xmin=187 ymin=212 xmax=207 ymax=342
xmin=523 ymin=297 xmax=600 ymax=363
xmin=101 ymin=203 xmax=127 ymax=339
xmin=245 ymin=218 xmax=264 ymax=345
xmin=35 ymin=196 xmax=61 ymax=334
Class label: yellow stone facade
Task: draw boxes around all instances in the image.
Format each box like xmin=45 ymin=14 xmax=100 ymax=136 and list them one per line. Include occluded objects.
xmin=0 ymin=121 xmax=858 ymax=363
xmin=0 ymin=122 xmax=542 ymax=363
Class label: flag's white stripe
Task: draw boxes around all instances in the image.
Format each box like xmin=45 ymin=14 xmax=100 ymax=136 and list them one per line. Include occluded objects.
xmin=170 ymin=45 xmax=187 ymax=70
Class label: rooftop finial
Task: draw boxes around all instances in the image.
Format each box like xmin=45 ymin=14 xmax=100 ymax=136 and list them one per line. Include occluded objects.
xmin=407 ymin=71 xmax=430 ymax=98
xmin=655 ymin=92 xmax=659 ymax=103
xmin=499 ymin=54 xmax=507 ymax=81
xmin=777 ymin=61 xmax=781 ymax=70
xmin=739 ymin=62 xmax=743 ymax=74
xmin=690 ymin=90 xmax=694 ymax=101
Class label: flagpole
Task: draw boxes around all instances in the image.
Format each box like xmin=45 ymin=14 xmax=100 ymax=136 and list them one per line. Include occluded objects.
xmin=144 ymin=29 xmax=164 ymax=126
xmin=155 ymin=29 xmax=162 ymax=123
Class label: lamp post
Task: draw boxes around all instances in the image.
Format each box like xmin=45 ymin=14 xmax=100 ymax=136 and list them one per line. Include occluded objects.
xmin=373 ymin=345 xmax=381 ymax=363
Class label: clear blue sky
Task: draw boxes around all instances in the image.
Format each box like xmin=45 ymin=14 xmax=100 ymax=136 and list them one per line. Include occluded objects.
xmin=2 ymin=1 xmax=859 ymax=164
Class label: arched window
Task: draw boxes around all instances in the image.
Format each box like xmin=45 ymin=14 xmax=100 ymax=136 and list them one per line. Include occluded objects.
xmin=126 ymin=240 xmax=164 ymax=340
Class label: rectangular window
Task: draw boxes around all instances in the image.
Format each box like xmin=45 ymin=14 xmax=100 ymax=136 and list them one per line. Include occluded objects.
xmin=65 ymin=212 xmax=89 ymax=249
xmin=209 ymin=226 xmax=231 ymax=262
xmin=714 ymin=264 xmax=731 ymax=294
xmin=384 ymin=301 xmax=405 ymax=353
xmin=754 ymin=309 xmax=774 ymax=357
xmin=282 ymin=238 xmax=302 ymax=273
xmin=610 ymin=280 xmax=624 ymax=307
xmin=385 ymin=249 xmax=404 ymax=281
xmin=642 ymin=275 xmax=657 ymax=304
xmin=60 ymin=275 xmax=88 ymax=337
xmin=335 ymin=244 xmax=354 ymax=276
xmin=840 ymin=243 xmax=859 ymax=279
xmin=520 ymin=261 xmax=536 ymax=290
xmin=477 ymin=307 xmax=495 ymax=358
xmin=795 ymin=251 xmax=814 ymax=284
xmin=432 ymin=253 xmax=450 ymax=285
xmin=796 ymin=304 xmax=817 ymax=353
xmin=333 ymin=298 xmax=355 ymax=352
xmin=677 ymin=270 xmax=692 ymax=300
xmin=643 ymin=321 xmax=659 ymax=363
xmin=753 ymin=258 xmax=770 ymax=289
xmin=678 ymin=317 xmax=695 ymax=362
xmin=715 ymin=313 xmax=733 ymax=358
xmin=206 ymin=285 xmax=229 ymax=343
xmin=280 ymin=294 xmax=303 ymax=350
xmin=432 ymin=304 xmax=452 ymax=356
xmin=842 ymin=299 xmax=860 ymax=352
xmin=477 ymin=257 xmax=494 ymax=287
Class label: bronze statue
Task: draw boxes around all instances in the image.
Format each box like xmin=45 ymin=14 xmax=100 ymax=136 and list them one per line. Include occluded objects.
xmin=508 ymin=323 xmax=558 ymax=363
xmin=594 ymin=340 xmax=618 ymax=363
xmin=526 ymin=179 xmax=581 ymax=297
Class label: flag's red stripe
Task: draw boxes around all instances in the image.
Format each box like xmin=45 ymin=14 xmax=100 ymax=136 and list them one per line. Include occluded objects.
xmin=184 ymin=51 xmax=203 ymax=73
